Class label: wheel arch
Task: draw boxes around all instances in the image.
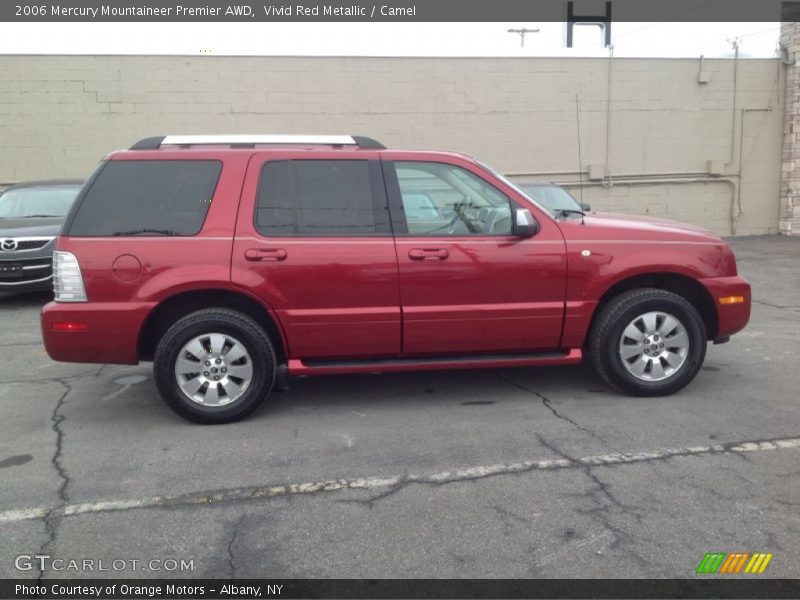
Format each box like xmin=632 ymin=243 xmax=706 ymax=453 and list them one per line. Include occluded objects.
xmin=137 ymin=288 xmax=288 ymax=363
xmin=589 ymin=272 xmax=718 ymax=343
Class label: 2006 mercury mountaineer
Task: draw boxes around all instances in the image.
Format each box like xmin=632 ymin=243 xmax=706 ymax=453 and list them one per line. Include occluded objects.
xmin=41 ymin=135 xmax=751 ymax=424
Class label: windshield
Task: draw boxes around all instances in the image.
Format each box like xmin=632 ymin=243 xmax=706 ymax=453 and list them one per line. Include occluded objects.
xmin=518 ymin=184 xmax=583 ymax=215
xmin=0 ymin=185 xmax=81 ymax=218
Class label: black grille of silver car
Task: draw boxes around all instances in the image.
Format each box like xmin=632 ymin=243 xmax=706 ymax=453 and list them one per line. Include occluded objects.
xmin=14 ymin=239 xmax=53 ymax=251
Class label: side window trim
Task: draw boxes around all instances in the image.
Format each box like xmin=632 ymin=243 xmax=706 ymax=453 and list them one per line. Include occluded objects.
xmin=384 ymin=159 xmax=518 ymax=238
xmin=381 ymin=159 xmax=408 ymax=235
xmin=61 ymin=160 xmax=108 ymax=236
xmin=253 ymin=158 xmax=391 ymax=238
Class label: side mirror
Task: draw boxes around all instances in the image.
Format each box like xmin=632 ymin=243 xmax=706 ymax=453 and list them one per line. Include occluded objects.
xmin=512 ymin=208 xmax=540 ymax=238
xmin=580 ymin=202 xmax=591 ymax=212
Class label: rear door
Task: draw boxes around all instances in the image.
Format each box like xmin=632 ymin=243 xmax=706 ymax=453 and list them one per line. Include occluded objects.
xmin=383 ymin=153 xmax=568 ymax=356
xmin=232 ymin=151 xmax=401 ymax=360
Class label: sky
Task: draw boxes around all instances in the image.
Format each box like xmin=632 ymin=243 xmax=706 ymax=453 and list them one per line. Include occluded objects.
xmin=0 ymin=22 xmax=781 ymax=57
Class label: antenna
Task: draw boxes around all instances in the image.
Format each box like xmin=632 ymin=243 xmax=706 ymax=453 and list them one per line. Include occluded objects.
xmin=575 ymin=93 xmax=585 ymax=225
xmin=507 ymin=28 xmax=540 ymax=47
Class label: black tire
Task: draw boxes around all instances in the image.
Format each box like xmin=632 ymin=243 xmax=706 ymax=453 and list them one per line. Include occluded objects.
xmin=154 ymin=308 xmax=276 ymax=424
xmin=588 ymin=288 xmax=707 ymax=396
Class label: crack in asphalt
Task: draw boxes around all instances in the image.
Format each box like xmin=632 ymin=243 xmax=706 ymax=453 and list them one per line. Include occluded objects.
xmin=493 ymin=504 xmax=531 ymax=526
xmin=337 ymin=367 xmax=620 ymax=509
xmin=752 ymin=299 xmax=800 ymax=312
xmin=0 ymin=368 xmax=111 ymax=386
xmin=336 ymin=480 xmax=413 ymax=509
xmin=36 ymin=379 xmax=72 ymax=582
xmin=491 ymin=504 xmax=533 ymax=539
xmin=493 ymin=372 xmax=610 ymax=445
xmin=226 ymin=515 xmax=246 ymax=579
xmin=538 ymin=435 xmax=640 ymax=517
xmin=3 ymin=435 xmax=798 ymax=525
xmin=534 ymin=433 xmax=654 ymax=571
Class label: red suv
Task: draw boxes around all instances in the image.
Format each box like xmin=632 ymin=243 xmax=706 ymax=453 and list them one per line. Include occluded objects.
xmin=41 ymin=135 xmax=751 ymax=423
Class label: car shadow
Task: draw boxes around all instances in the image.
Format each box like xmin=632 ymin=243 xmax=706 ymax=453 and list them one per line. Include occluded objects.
xmin=257 ymin=363 xmax=607 ymax=416
xmin=92 ymin=362 xmax=609 ymax=425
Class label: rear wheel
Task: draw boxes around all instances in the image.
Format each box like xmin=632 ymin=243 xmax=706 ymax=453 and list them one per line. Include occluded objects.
xmin=589 ymin=288 xmax=707 ymax=396
xmin=154 ymin=308 xmax=276 ymax=423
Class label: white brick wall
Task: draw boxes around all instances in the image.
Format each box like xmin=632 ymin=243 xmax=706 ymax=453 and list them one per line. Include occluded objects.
xmin=0 ymin=55 xmax=785 ymax=236
xmin=780 ymin=22 xmax=800 ymax=235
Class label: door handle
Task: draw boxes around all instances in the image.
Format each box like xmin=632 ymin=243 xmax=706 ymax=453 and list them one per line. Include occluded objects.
xmin=409 ymin=248 xmax=449 ymax=260
xmin=244 ymin=248 xmax=287 ymax=262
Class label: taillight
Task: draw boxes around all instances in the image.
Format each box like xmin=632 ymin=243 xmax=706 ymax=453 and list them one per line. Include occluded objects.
xmin=53 ymin=251 xmax=87 ymax=302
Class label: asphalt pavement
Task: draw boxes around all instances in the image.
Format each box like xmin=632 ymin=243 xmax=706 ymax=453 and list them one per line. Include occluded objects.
xmin=1 ymin=235 xmax=798 ymax=579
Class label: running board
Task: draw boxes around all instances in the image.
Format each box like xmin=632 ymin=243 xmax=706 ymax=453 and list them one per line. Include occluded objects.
xmin=287 ymin=349 xmax=582 ymax=376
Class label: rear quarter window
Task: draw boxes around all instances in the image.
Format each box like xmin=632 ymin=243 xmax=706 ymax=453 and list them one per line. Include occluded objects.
xmin=66 ymin=160 xmax=222 ymax=236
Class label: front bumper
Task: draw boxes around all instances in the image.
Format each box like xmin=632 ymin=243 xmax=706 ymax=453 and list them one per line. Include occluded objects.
xmin=0 ymin=255 xmax=53 ymax=291
xmin=41 ymin=301 xmax=154 ymax=364
xmin=699 ymin=275 xmax=751 ymax=339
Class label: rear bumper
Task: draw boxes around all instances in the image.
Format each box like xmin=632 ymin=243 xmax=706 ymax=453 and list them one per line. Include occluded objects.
xmin=41 ymin=301 xmax=154 ymax=364
xmin=699 ymin=275 xmax=751 ymax=339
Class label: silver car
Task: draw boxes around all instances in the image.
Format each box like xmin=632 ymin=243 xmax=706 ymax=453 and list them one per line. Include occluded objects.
xmin=0 ymin=179 xmax=83 ymax=293
xmin=516 ymin=182 xmax=592 ymax=216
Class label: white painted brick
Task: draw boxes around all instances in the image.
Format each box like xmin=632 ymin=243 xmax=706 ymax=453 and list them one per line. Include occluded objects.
xmin=0 ymin=54 xmax=785 ymax=235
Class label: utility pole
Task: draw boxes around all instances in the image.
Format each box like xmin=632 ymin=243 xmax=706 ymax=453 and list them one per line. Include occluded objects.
xmin=507 ymin=28 xmax=540 ymax=48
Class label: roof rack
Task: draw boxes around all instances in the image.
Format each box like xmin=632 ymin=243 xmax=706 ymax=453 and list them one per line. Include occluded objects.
xmin=129 ymin=135 xmax=386 ymax=150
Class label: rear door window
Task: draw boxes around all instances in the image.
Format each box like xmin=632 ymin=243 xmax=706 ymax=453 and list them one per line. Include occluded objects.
xmin=255 ymin=159 xmax=388 ymax=236
xmin=67 ymin=160 xmax=221 ymax=236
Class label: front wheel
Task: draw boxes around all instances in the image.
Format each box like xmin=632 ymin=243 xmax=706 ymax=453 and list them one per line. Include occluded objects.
xmin=588 ymin=288 xmax=707 ymax=396
xmin=154 ymin=308 xmax=276 ymax=424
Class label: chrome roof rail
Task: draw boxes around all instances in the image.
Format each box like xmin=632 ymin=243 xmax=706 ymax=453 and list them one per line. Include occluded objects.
xmin=129 ymin=135 xmax=386 ymax=150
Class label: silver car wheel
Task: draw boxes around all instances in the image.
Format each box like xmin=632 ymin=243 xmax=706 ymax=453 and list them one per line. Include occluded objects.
xmin=618 ymin=311 xmax=690 ymax=382
xmin=174 ymin=333 xmax=253 ymax=406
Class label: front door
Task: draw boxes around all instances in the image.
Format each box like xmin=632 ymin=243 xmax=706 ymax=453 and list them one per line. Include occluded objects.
xmin=382 ymin=154 xmax=567 ymax=356
xmin=232 ymin=151 xmax=401 ymax=359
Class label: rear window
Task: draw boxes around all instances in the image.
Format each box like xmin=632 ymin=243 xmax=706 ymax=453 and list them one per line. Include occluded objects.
xmin=67 ymin=160 xmax=222 ymax=236
xmin=255 ymin=160 xmax=382 ymax=236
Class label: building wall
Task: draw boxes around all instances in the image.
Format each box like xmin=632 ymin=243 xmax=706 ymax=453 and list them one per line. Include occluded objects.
xmin=780 ymin=22 xmax=800 ymax=235
xmin=0 ymin=55 xmax=784 ymax=236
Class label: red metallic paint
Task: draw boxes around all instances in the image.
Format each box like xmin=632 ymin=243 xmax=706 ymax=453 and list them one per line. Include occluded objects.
xmin=231 ymin=150 xmax=401 ymax=359
xmin=381 ymin=151 xmax=568 ymax=355
xmin=42 ymin=301 xmax=153 ymax=364
xmin=556 ymin=215 xmax=746 ymax=347
xmin=699 ymin=276 xmax=752 ymax=337
xmin=41 ymin=145 xmax=751 ymax=375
